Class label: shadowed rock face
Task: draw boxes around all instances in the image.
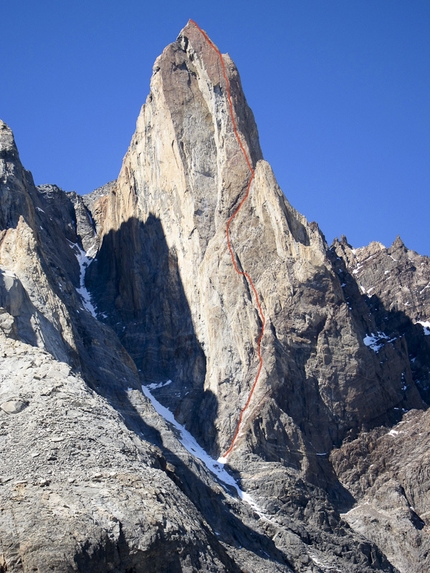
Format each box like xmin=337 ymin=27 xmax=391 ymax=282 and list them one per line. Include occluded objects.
xmin=332 ymin=236 xmax=430 ymax=404
xmin=0 ymin=22 xmax=429 ymax=573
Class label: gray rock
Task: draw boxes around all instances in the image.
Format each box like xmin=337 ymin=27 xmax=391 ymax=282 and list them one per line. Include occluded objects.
xmin=0 ymin=308 xmax=16 ymax=337
xmin=332 ymin=409 xmax=430 ymax=572
xmin=332 ymin=235 xmax=430 ymax=404
xmin=0 ymin=399 xmax=27 ymax=414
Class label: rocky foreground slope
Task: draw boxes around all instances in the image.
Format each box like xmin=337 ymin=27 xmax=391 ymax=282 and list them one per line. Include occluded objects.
xmin=1 ymin=21 xmax=429 ymax=573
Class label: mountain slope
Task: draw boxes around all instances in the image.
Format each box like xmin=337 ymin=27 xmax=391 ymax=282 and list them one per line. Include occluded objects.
xmin=1 ymin=21 xmax=429 ymax=573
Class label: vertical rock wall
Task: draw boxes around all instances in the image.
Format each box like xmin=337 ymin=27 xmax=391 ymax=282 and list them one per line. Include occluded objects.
xmin=89 ymin=23 xmax=425 ymax=465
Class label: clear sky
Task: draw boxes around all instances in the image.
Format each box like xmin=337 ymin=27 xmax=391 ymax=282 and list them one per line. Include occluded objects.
xmin=2 ymin=0 xmax=430 ymax=255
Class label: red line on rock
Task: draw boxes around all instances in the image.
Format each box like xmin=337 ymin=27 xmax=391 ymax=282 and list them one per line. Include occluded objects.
xmin=189 ymin=20 xmax=266 ymax=458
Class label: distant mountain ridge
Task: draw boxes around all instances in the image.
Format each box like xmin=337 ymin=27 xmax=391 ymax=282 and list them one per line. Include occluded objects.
xmin=0 ymin=21 xmax=429 ymax=573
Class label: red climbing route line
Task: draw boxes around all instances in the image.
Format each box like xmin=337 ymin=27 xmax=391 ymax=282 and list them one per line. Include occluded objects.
xmin=189 ymin=20 xmax=266 ymax=459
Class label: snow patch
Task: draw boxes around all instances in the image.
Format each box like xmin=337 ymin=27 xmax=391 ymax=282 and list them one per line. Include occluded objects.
xmin=363 ymin=332 xmax=389 ymax=352
xmin=36 ymin=207 xmax=45 ymax=213
xmin=358 ymin=284 xmax=375 ymax=298
xmin=141 ymin=383 xmax=260 ymax=511
xmin=416 ymin=321 xmax=430 ymax=336
xmin=68 ymin=241 xmax=97 ymax=318
xmin=147 ymin=380 xmax=173 ymax=390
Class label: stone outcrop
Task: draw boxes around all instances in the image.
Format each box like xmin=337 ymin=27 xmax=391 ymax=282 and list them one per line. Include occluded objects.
xmin=332 ymin=236 xmax=430 ymax=403
xmin=1 ymin=21 xmax=429 ymax=573
xmin=331 ymin=408 xmax=430 ymax=573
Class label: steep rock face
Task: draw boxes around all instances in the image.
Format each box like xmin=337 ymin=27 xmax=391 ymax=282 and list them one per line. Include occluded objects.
xmin=0 ymin=122 xmax=142 ymax=406
xmin=333 ymin=236 xmax=430 ymax=323
xmin=325 ymin=237 xmax=430 ymax=572
xmin=0 ymin=121 xmax=35 ymax=230
xmin=331 ymin=408 xmax=430 ymax=573
xmin=88 ymin=22 xmax=424 ymax=469
xmin=0 ymin=123 xmax=77 ymax=363
xmin=333 ymin=236 xmax=430 ymax=403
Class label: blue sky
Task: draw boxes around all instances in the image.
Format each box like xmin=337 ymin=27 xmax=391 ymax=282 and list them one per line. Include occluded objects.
xmin=2 ymin=0 xmax=430 ymax=254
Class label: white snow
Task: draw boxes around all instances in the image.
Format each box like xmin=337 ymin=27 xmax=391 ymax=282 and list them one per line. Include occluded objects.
xmin=141 ymin=384 xmax=260 ymax=511
xmin=358 ymin=283 xmax=375 ymax=297
xmin=147 ymin=380 xmax=173 ymax=390
xmin=363 ymin=332 xmax=389 ymax=352
xmin=68 ymin=241 xmax=97 ymax=318
xmin=36 ymin=207 xmax=45 ymax=213
xmin=363 ymin=331 xmax=398 ymax=352
xmin=417 ymin=320 xmax=430 ymax=336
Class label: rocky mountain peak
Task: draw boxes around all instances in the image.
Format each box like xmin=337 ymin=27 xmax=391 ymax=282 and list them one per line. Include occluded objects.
xmin=1 ymin=23 xmax=429 ymax=573
xmin=0 ymin=120 xmax=17 ymax=157
xmin=391 ymin=234 xmax=405 ymax=248
xmin=0 ymin=120 xmax=36 ymax=231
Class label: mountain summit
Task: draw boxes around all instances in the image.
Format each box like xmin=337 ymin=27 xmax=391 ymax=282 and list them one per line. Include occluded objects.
xmin=1 ymin=22 xmax=429 ymax=573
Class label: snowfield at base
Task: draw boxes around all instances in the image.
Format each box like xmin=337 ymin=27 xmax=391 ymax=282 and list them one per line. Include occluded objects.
xmin=141 ymin=384 xmax=259 ymax=511
xmin=68 ymin=241 xmax=98 ymax=318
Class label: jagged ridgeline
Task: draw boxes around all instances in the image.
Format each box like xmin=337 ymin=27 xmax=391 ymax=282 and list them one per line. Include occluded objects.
xmin=1 ymin=20 xmax=429 ymax=573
